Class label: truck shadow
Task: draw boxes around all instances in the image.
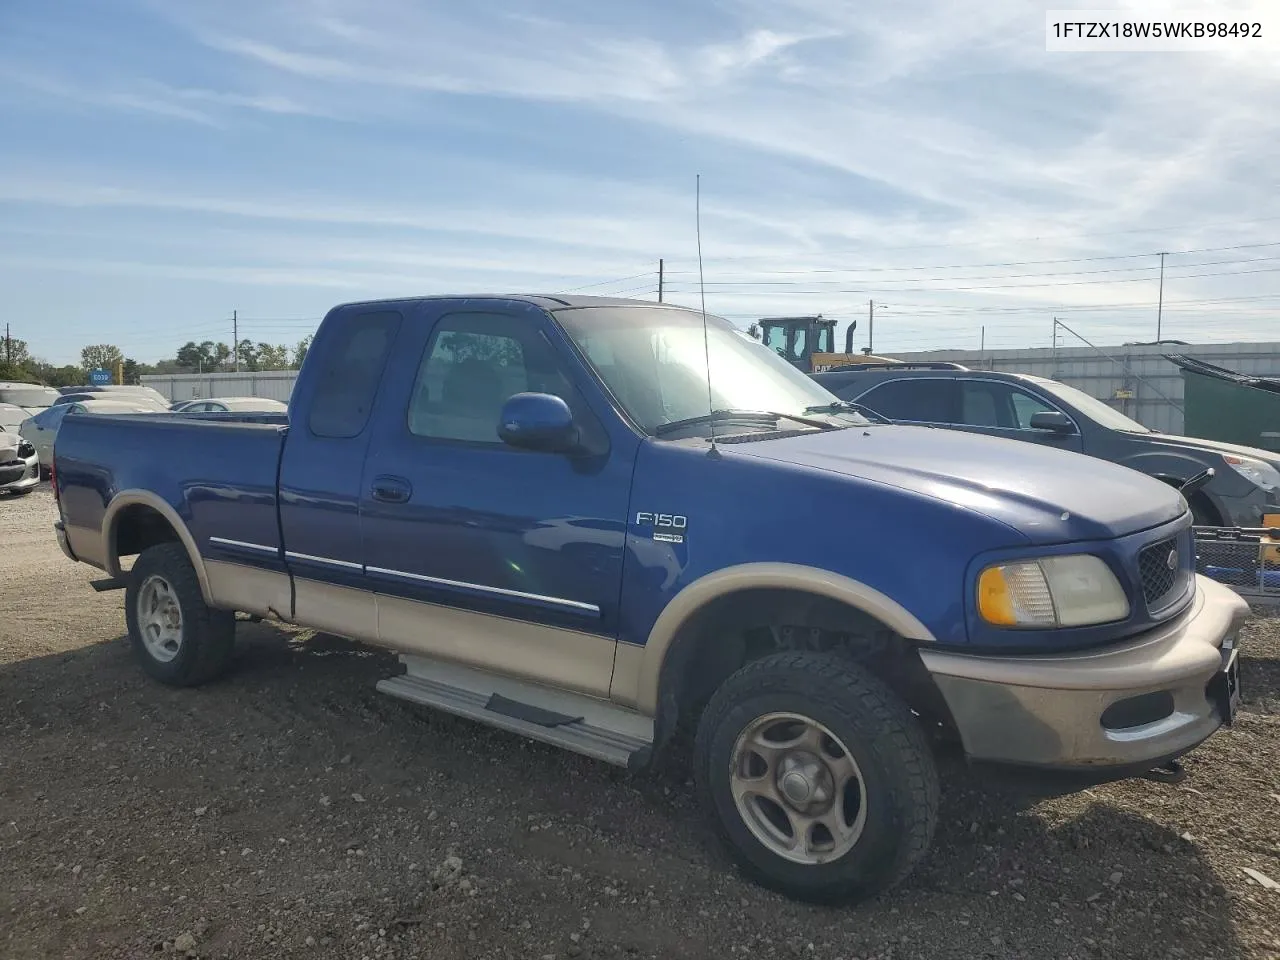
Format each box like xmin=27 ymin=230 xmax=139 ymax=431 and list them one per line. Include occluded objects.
xmin=1 ymin=620 xmax=1269 ymax=960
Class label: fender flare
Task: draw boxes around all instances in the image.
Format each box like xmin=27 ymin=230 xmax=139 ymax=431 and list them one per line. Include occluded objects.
xmin=619 ymin=562 xmax=937 ymax=714
xmin=102 ymin=490 xmax=213 ymax=604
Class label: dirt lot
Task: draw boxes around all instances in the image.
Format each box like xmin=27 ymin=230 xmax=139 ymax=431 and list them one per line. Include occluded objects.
xmin=2 ymin=486 xmax=1279 ymax=960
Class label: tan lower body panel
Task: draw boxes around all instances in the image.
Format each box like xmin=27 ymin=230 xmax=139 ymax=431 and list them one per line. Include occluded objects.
xmin=292 ymin=577 xmax=380 ymax=644
xmin=376 ymin=594 xmax=616 ymax=699
xmin=64 ymin=523 xmax=107 ymax=570
xmin=609 ymin=641 xmax=646 ymax=709
xmin=205 ymin=560 xmax=293 ymax=620
xmin=198 ymin=567 xmax=617 ymax=701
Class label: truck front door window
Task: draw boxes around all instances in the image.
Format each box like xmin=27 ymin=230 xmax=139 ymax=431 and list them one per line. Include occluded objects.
xmin=408 ymin=313 xmax=578 ymax=444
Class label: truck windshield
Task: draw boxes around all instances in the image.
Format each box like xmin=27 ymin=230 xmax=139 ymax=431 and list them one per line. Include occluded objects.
xmin=1027 ymin=377 xmax=1152 ymax=433
xmin=553 ymin=305 xmax=865 ymax=435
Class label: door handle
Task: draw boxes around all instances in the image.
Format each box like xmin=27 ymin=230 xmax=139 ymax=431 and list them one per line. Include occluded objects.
xmin=371 ymin=475 xmax=412 ymax=504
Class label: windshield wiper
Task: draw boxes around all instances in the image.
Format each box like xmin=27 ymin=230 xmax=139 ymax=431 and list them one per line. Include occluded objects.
xmin=652 ymin=408 xmax=836 ymax=437
xmin=803 ymin=400 xmax=892 ymax=424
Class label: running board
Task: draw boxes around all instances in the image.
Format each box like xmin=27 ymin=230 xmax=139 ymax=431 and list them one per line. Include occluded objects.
xmin=376 ymin=654 xmax=653 ymax=768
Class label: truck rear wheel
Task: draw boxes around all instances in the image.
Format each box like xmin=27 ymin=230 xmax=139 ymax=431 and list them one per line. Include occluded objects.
xmin=125 ymin=543 xmax=236 ymax=686
xmin=694 ymin=652 xmax=939 ymax=904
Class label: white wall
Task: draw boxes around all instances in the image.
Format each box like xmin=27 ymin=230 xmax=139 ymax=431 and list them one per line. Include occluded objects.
xmin=141 ymin=370 xmax=299 ymax=403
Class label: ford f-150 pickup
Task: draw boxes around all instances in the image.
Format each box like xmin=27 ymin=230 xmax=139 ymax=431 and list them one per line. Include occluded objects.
xmin=52 ymin=295 xmax=1249 ymax=904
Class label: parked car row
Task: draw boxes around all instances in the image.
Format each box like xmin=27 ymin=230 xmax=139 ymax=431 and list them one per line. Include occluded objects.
xmin=0 ymin=384 xmax=287 ymax=490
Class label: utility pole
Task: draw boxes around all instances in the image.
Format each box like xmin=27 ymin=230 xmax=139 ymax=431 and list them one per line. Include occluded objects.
xmin=1156 ymin=251 xmax=1167 ymax=341
xmin=862 ymin=300 xmax=876 ymax=355
xmin=3 ymin=322 xmax=10 ymax=365
xmin=658 ymin=259 xmax=664 ymax=303
xmin=232 ymin=310 xmax=239 ymax=372
xmin=980 ymin=325 xmax=985 ymax=368
xmin=1051 ymin=316 xmax=1059 ymax=376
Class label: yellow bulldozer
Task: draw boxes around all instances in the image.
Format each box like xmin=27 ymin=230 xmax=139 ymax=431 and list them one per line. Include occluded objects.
xmin=746 ymin=315 xmax=899 ymax=373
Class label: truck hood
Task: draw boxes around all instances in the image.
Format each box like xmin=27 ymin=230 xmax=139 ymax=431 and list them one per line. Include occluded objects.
xmin=734 ymin=425 xmax=1185 ymax=544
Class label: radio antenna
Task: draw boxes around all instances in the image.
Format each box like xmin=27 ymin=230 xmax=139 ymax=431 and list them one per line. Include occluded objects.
xmin=696 ymin=173 xmax=719 ymax=456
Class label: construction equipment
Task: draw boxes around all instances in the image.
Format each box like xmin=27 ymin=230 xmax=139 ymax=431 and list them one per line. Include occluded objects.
xmin=748 ymin=316 xmax=900 ymax=373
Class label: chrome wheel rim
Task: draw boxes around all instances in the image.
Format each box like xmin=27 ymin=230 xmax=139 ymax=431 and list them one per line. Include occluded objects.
xmin=729 ymin=712 xmax=868 ymax=865
xmin=137 ymin=575 xmax=183 ymax=663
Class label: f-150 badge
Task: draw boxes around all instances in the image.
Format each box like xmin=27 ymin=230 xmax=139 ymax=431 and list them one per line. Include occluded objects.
xmin=635 ymin=512 xmax=687 ymax=544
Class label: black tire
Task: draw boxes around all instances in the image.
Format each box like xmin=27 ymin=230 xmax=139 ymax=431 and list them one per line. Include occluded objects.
xmin=694 ymin=652 xmax=939 ymax=905
xmin=1189 ymin=494 xmax=1219 ymax=527
xmin=125 ymin=542 xmax=236 ymax=686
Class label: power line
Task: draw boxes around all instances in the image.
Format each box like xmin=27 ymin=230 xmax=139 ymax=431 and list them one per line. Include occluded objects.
xmin=660 ymin=240 xmax=1280 ymax=277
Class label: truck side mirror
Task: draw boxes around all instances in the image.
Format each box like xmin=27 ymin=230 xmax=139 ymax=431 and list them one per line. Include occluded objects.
xmin=498 ymin=393 xmax=580 ymax=453
xmin=1029 ymin=411 xmax=1075 ymax=433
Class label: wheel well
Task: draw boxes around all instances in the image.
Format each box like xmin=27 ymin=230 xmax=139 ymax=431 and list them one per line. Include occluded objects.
xmin=653 ymin=588 xmax=952 ymax=752
xmin=113 ymin=504 xmax=181 ymax=563
xmin=1155 ymin=475 xmax=1222 ymax=525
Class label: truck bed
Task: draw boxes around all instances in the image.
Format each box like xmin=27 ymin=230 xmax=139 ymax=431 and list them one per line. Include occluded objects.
xmin=56 ymin=413 xmax=289 ymax=574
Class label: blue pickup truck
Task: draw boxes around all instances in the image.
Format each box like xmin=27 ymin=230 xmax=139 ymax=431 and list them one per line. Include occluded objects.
xmin=52 ymin=295 xmax=1248 ymax=904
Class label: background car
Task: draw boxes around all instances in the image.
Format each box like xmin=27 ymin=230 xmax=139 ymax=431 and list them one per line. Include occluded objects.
xmin=812 ymin=362 xmax=1280 ymax=527
xmin=19 ymin=398 xmax=163 ymax=474
xmin=171 ymin=396 xmax=289 ymax=414
xmin=0 ymin=402 xmax=30 ymax=433
xmin=0 ymin=381 xmax=60 ymax=415
xmin=54 ymin=387 xmax=170 ymax=409
xmin=0 ymin=429 xmax=39 ymax=495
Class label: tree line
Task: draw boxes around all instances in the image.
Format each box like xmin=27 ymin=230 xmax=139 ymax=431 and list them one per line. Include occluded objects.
xmin=0 ymin=335 xmax=313 ymax=387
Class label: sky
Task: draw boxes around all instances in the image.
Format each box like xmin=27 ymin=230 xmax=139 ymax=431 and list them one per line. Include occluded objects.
xmin=1 ymin=0 xmax=1278 ymax=365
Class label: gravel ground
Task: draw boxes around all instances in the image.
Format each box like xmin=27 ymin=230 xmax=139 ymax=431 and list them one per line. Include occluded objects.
xmin=2 ymin=486 xmax=1279 ymax=960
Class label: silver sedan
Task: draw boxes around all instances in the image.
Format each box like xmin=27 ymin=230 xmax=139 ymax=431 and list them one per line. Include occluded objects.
xmin=0 ymin=430 xmax=39 ymax=495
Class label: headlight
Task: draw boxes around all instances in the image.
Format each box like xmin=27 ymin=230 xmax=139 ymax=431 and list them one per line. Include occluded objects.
xmin=978 ymin=555 xmax=1129 ymax=628
xmin=1223 ymin=455 xmax=1280 ymax=492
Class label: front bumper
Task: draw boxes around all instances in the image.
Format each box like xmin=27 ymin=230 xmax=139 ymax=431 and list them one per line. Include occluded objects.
xmin=0 ymin=455 xmax=40 ymax=492
xmin=920 ymin=575 xmax=1249 ymax=772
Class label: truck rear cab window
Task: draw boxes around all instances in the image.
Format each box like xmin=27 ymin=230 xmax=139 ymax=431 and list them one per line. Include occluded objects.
xmin=308 ymin=311 xmax=402 ymax=438
xmin=858 ymin=378 xmax=960 ymax=423
xmin=407 ymin=311 xmax=580 ymax=444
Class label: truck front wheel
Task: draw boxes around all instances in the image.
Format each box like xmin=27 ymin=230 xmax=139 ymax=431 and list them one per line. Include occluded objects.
xmin=694 ymin=652 xmax=939 ymax=904
xmin=125 ymin=543 xmax=236 ymax=686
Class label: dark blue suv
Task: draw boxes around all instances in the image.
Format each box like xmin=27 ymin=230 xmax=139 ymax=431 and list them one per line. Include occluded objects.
xmin=813 ymin=362 xmax=1280 ymax=528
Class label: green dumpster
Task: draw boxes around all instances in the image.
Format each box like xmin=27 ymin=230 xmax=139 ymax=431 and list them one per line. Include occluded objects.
xmin=1166 ymin=354 xmax=1280 ymax=453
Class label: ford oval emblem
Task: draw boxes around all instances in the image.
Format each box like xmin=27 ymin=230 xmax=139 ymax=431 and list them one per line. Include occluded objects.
xmin=1166 ymin=548 xmax=1178 ymax=571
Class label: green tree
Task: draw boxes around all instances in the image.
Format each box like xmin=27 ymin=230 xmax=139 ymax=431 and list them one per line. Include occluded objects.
xmin=81 ymin=344 xmax=124 ymax=373
xmin=293 ymin=335 xmax=313 ymax=369
xmin=175 ymin=340 xmax=231 ymax=372
xmin=235 ymin=339 xmax=261 ymax=372
xmin=2 ymin=336 xmax=30 ymax=367
xmin=121 ymin=358 xmax=156 ymax=385
xmin=256 ymin=343 xmax=291 ymax=370
xmin=438 ymin=332 xmax=523 ymax=366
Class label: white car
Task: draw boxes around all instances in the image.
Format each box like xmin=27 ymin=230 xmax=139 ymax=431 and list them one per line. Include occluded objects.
xmin=172 ymin=397 xmax=289 ymax=414
xmin=19 ymin=398 xmax=162 ymax=473
xmin=0 ymin=402 xmax=30 ymax=433
xmin=0 ymin=429 xmax=39 ymax=495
